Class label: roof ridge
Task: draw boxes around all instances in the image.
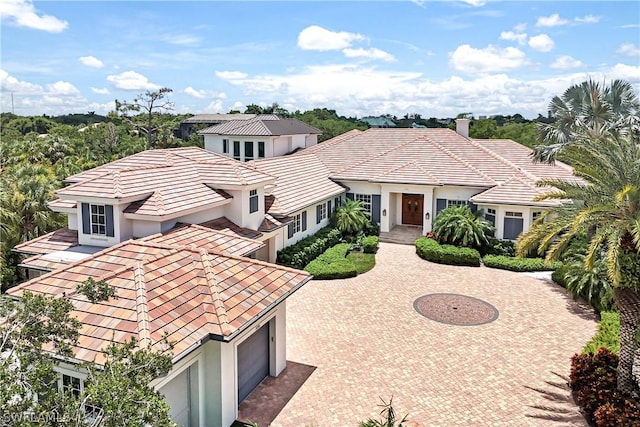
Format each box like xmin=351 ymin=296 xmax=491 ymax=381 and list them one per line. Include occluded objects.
xmin=134 ymin=262 xmax=151 ymax=348
xmin=198 ymin=249 xmax=232 ymax=336
xmin=334 ymin=137 xmax=417 ymax=176
xmin=154 ymin=189 xmax=166 ymax=215
xmin=427 ymin=137 xmax=496 ymax=185
xmin=467 ymin=138 xmax=541 ymax=182
xmin=113 ymin=170 xmax=122 ymax=198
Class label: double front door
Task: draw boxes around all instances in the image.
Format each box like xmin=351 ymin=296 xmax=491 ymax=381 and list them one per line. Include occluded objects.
xmin=402 ymin=194 xmax=423 ymax=226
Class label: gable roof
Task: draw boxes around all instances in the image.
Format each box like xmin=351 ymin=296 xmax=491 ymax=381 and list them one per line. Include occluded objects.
xmin=250 ymin=154 xmax=346 ymax=215
xmin=199 ymin=116 xmax=321 ymax=136
xmin=7 ymin=240 xmax=310 ymax=364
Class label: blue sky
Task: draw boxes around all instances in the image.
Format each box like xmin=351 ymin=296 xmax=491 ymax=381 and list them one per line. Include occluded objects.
xmin=1 ymin=1 xmax=639 ymax=119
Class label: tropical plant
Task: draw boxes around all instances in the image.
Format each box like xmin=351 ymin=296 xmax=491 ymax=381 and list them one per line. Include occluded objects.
xmin=564 ymin=254 xmax=615 ymax=313
xmin=334 ymin=199 xmax=370 ymax=237
xmin=432 ymin=205 xmax=494 ymax=249
xmin=359 ymin=397 xmax=408 ymax=427
xmin=534 ymin=79 xmax=640 ymax=163
xmin=516 ymin=134 xmax=640 ymax=394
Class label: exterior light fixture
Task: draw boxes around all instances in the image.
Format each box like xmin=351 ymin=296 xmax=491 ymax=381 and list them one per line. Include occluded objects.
xmin=425 ymin=212 xmax=430 ymax=220
xmin=382 ymin=209 xmax=387 ymax=216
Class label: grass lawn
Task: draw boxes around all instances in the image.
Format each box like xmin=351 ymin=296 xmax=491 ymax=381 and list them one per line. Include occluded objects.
xmin=346 ymin=252 xmax=376 ymax=274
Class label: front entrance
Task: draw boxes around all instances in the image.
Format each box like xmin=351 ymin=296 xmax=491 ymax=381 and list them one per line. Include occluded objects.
xmin=402 ymin=194 xmax=423 ymax=226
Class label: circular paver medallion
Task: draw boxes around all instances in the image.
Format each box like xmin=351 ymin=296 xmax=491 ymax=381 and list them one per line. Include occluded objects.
xmin=413 ymin=293 xmax=499 ymax=326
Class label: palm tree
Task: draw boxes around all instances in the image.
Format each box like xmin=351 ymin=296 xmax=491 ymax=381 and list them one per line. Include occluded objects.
xmin=533 ymin=79 xmax=640 ymax=163
xmin=432 ymin=204 xmax=494 ymax=250
xmin=334 ymin=199 xmax=370 ymax=237
xmin=517 ymin=135 xmax=640 ymax=393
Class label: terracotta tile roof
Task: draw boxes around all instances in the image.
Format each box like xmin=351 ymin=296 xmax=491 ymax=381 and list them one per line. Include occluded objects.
xmin=47 ymin=198 xmax=77 ymax=210
xmin=19 ymin=254 xmax=74 ymax=272
xmin=470 ymin=175 xmax=563 ymax=207
xmin=199 ymin=217 xmax=262 ymax=240
xmin=181 ymin=114 xmax=256 ymax=124
xmin=259 ymin=213 xmax=292 ymax=233
xmin=199 ymin=117 xmax=320 ymax=136
xmin=141 ymin=223 xmax=263 ymax=257
xmin=13 ymin=228 xmax=78 ymax=255
xmin=7 ymin=240 xmax=311 ymax=364
xmin=251 ymin=154 xmax=346 ymax=215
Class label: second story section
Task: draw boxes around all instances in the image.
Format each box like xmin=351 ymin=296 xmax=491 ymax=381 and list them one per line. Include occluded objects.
xmin=199 ymin=115 xmax=322 ymax=162
xmin=47 ymin=148 xmax=277 ymax=248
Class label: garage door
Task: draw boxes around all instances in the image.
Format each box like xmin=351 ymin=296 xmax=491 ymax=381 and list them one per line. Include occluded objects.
xmin=237 ymin=324 xmax=270 ymax=402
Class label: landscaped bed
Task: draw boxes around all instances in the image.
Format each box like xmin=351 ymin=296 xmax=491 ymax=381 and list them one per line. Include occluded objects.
xmin=482 ymin=254 xmax=560 ymax=272
xmin=304 ymin=238 xmax=378 ymax=279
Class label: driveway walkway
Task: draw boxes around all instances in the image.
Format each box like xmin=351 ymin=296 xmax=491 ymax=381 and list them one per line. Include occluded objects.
xmin=251 ymin=243 xmax=596 ymax=426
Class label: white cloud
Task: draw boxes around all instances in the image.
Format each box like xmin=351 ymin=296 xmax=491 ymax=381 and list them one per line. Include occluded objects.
xmin=342 ymin=47 xmax=396 ymax=62
xmin=79 ymin=56 xmax=104 ymax=68
xmin=449 ymin=44 xmax=529 ymax=73
xmin=91 ymin=87 xmax=110 ymax=95
xmin=47 ymin=81 xmax=80 ymax=96
xmin=528 ymin=34 xmax=555 ymax=52
xmin=184 ymin=86 xmax=227 ymax=99
xmin=160 ymin=34 xmax=201 ymax=46
xmin=215 ymin=70 xmax=248 ymax=80
xmin=617 ymin=43 xmax=640 ymax=57
xmin=106 ymin=71 xmax=160 ymax=90
xmin=536 ymin=14 xmax=569 ymax=27
xmin=575 ymin=15 xmax=600 ymax=24
xmin=297 ymin=25 xmax=366 ymax=51
xmin=204 ymin=99 xmax=224 ymax=112
xmin=500 ymin=31 xmax=527 ymax=45
xmin=514 ymin=23 xmax=527 ymax=33
xmin=460 ymin=0 xmax=486 ymax=6
xmin=550 ymin=55 xmax=584 ymax=70
xmin=0 ymin=68 xmax=42 ymax=94
xmin=0 ymin=0 xmax=68 ymax=33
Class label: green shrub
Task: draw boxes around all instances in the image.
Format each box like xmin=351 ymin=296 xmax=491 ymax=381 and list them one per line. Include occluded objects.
xmin=481 ymin=238 xmax=515 ymax=257
xmin=362 ymin=236 xmax=379 ymax=254
xmin=583 ymin=311 xmax=620 ymax=355
xmin=276 ymin=226 xmax=341 ymax=269
xmin=433 ymin=205 xmax=494 ymax=250
xmin=415 ymin=237 xmax=480 ymax=267
xmin=304 ymin=243 xmax=357 ymax=279
xmin=564 ymin=255 xmax=615 ymax=313
xmin=552 ymin=263 xmax=568 ymax=287
xmin=347 ymin=252 xmax=376 ymax=274
xmin=481 ymin=255 xmax=559 ymax=272
xmin=363 ymin=221 xmax=380 ymax=237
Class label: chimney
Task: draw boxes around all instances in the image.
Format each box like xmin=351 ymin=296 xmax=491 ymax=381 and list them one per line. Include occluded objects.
xmin=455 ymin=118 xmax=470 ymax=138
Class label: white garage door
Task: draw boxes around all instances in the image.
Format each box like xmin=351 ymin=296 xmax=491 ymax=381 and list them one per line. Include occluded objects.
xmin=237 ymin=324 xmax=270 ymax=402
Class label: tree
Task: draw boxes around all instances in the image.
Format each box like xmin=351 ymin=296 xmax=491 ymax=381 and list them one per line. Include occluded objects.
xmin=432 ymin=205 xmax=494 ymax=250
xmin=533 ymin=79 xmax=640 ymax=163
xmin=516 ymin=135 xmax=640 ymax=394
xmin=115 ymin=88 xmax=174 ymax=150
xmin=0 ymin=279 xmax=175 ymax=426
xmin=334 ymin=200 xmax=370 ymax=237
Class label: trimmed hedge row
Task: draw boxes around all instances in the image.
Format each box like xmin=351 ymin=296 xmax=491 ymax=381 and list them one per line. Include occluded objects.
xmin=482 ymin=255 xmax=560 ymax=272
xmin=583 ymin=311 xmax=620 ymax=355
xmin=415 ymin=237 xmax=480 ymax=267
xmin=362 ymin=236 xmax=379 ymax=254
xmin=304 ymin=243 xmax=357 ymax=279
xmin=276 ymin=226 xmax=341 ymax=269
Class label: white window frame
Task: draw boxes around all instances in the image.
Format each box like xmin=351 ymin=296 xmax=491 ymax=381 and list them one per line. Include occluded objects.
xmin=57 ymin=369 xmax=86 ymax=398
xmin=292 ymin=213 xmax=301 ymax=234
xmin=318 ymin=203 xmax=327 ymax=221
xmin=532 ymin=211 xmax=542 ymax=222
xmin=505 ymin=211 xmax=523 ymax=218
xmin=447 ymin=200 xmax=467 ymax=208
xmin=90 ymin=204 xmax=106 ymax=236
xmin=487 ymin=208 xmax=496 ymax=215
xmin=244 ymin=141 xmax=254 ymax=162
xmin=249 ymin=189 xmax=259 ymax=214
xmin=354 ymin=194 xmax=372 ymax=215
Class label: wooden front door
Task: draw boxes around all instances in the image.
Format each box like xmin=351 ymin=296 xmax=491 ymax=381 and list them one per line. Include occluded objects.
xmin=402 ymin=194 xmax=423 ymax=226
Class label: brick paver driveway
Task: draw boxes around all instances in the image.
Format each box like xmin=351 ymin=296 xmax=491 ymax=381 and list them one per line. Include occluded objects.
xmin=271 ymin=243 xmax=596 ymax=426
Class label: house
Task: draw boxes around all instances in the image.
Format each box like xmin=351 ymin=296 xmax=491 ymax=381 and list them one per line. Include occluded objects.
xmin=178 ymin=113 xmax=257 ymax=140
xmin=8 ymin=120 xmax=577 ymax=426
xmin=358 ymin=116 xmax=397 ymax=128
xmin=199 ymin=115 xmax=322 ymax=162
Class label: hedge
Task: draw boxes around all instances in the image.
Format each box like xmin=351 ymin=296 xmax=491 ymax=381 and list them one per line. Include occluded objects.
xmin=415 ymin=237 xmax=480 ymax=267
xmin=304 ymin=243 xmax=357 ymax=280
xmin=552 ymin=263 xmax=568 ymax=287
xmin=276 ymin=226 xmax=342 ymax=269
xmin=482 ymin=255 xmax=560 ymax=272
xmin=583 ymin=311 xmax=620 ymax=355
xmin=362 ymin=236 xmax=379 ymax=254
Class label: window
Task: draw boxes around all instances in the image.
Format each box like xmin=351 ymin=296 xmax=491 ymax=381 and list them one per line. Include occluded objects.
xmin=532 ymin=211 xmax=542 ymax=222
xmin=447 ymin=200 xmax=467 ymax=208
xmin=62 ymin=373 xmax=83 ymax=398
xmin=245 ymin=141 xmax=254 ymax=161
xmin=487 ymin=208 xmax=496 ymax=215
xmin=505 ymin=211 xmax=523 ymax=217
xmin=354 ymin=194 xmax=372 ymax=214
xmin=90 ymin=204 xmax=106 ymax=235
xmin=249 ymin=189 xmax=259 ymax=213
xmin=258 ymin=141 xmax=265 ymax=158
xmin=316 ymin=202 xmax=327 ymax=224
xmin=292 ymin=213 xmax=301 ymax=233
xmin=233 ymin=141 xmax=241 ymax=161
xmin=504 ymin=211 xmax=524 ymax=240
xmin=223 ymin=138 xmax=229 ymax=154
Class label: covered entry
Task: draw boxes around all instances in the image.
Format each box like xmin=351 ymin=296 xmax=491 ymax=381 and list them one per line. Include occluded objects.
xmin=402 ymin=194 xmax=423 ymax=226
xmin=237 ymin=324 xmax=270 ymax=402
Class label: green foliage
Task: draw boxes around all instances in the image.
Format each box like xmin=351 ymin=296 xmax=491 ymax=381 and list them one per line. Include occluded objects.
xmin=77 ymin=277 xmax=118 ymax=303
xmin=415 ymin=237 xmax=481 ymax=267
xmin=359 ymin=397 xmax=409 ymax=427
xmin=481 ymin=238 xmax=515 ymax=257
xmin=363 ymin=220 xmax=380 ymax=237
xmin=570 ymin=348 xmax=640 ymax=426
xmin=115 ymin=88 xmax=175 ymax=150
xmin=362 ymin=236 xmax=379 ymax=254
xmin=564 ymin=254 xmax=615 ymax=313
xmin=432 ymin=205 xmax=493 ymax=250
xmin=482 ymin=255 xmax=559 ymax=272
xmin=335 ymin=200 xmax=370 ymax=237
xmin=551 ymin=263 xmax=568 ymax=288
xmin=292 ymin=108 xmax=367 ymax=142
xmin=304 ymin=243 xmax=357 ymax=279
xmin=347 ymin=252 xmax=376 ymax=275
xmin=276 ymin=226 xmax=342 ymax=269
xmin=583 ymin=312 xmax=620 ymax=355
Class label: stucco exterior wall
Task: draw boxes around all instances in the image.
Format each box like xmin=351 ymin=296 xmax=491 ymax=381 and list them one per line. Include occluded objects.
xmin=284 ymin=197 xmax=334 ymax=246
xmin=76 ymin=200 xmax=131 ymax=247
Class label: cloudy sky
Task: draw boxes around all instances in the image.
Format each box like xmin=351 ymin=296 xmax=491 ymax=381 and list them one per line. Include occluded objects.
xmin=1 ymin=0 xmax=639 ymax=119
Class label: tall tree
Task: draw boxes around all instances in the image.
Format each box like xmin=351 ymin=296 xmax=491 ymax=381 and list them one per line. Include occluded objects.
xmin=517 ymin=135 xmax=640 ymax=394
xmin=533 ymin=79 xmax=640 ymax=163
xmin=115 ymin=88 xmax=174 ymax=150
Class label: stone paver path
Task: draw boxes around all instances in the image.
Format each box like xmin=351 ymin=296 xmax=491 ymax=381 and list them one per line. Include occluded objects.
xmin=261 ymin=243 xmax=596 ymax=426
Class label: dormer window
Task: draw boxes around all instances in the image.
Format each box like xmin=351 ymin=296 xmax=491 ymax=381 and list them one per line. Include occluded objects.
xmin=90 ymin=204 xmax=106 ymax=235
xmin=81 ymin=203 xmax=114 ymax=238
xmin=249 ymin=190 xmax=259 ymax=213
